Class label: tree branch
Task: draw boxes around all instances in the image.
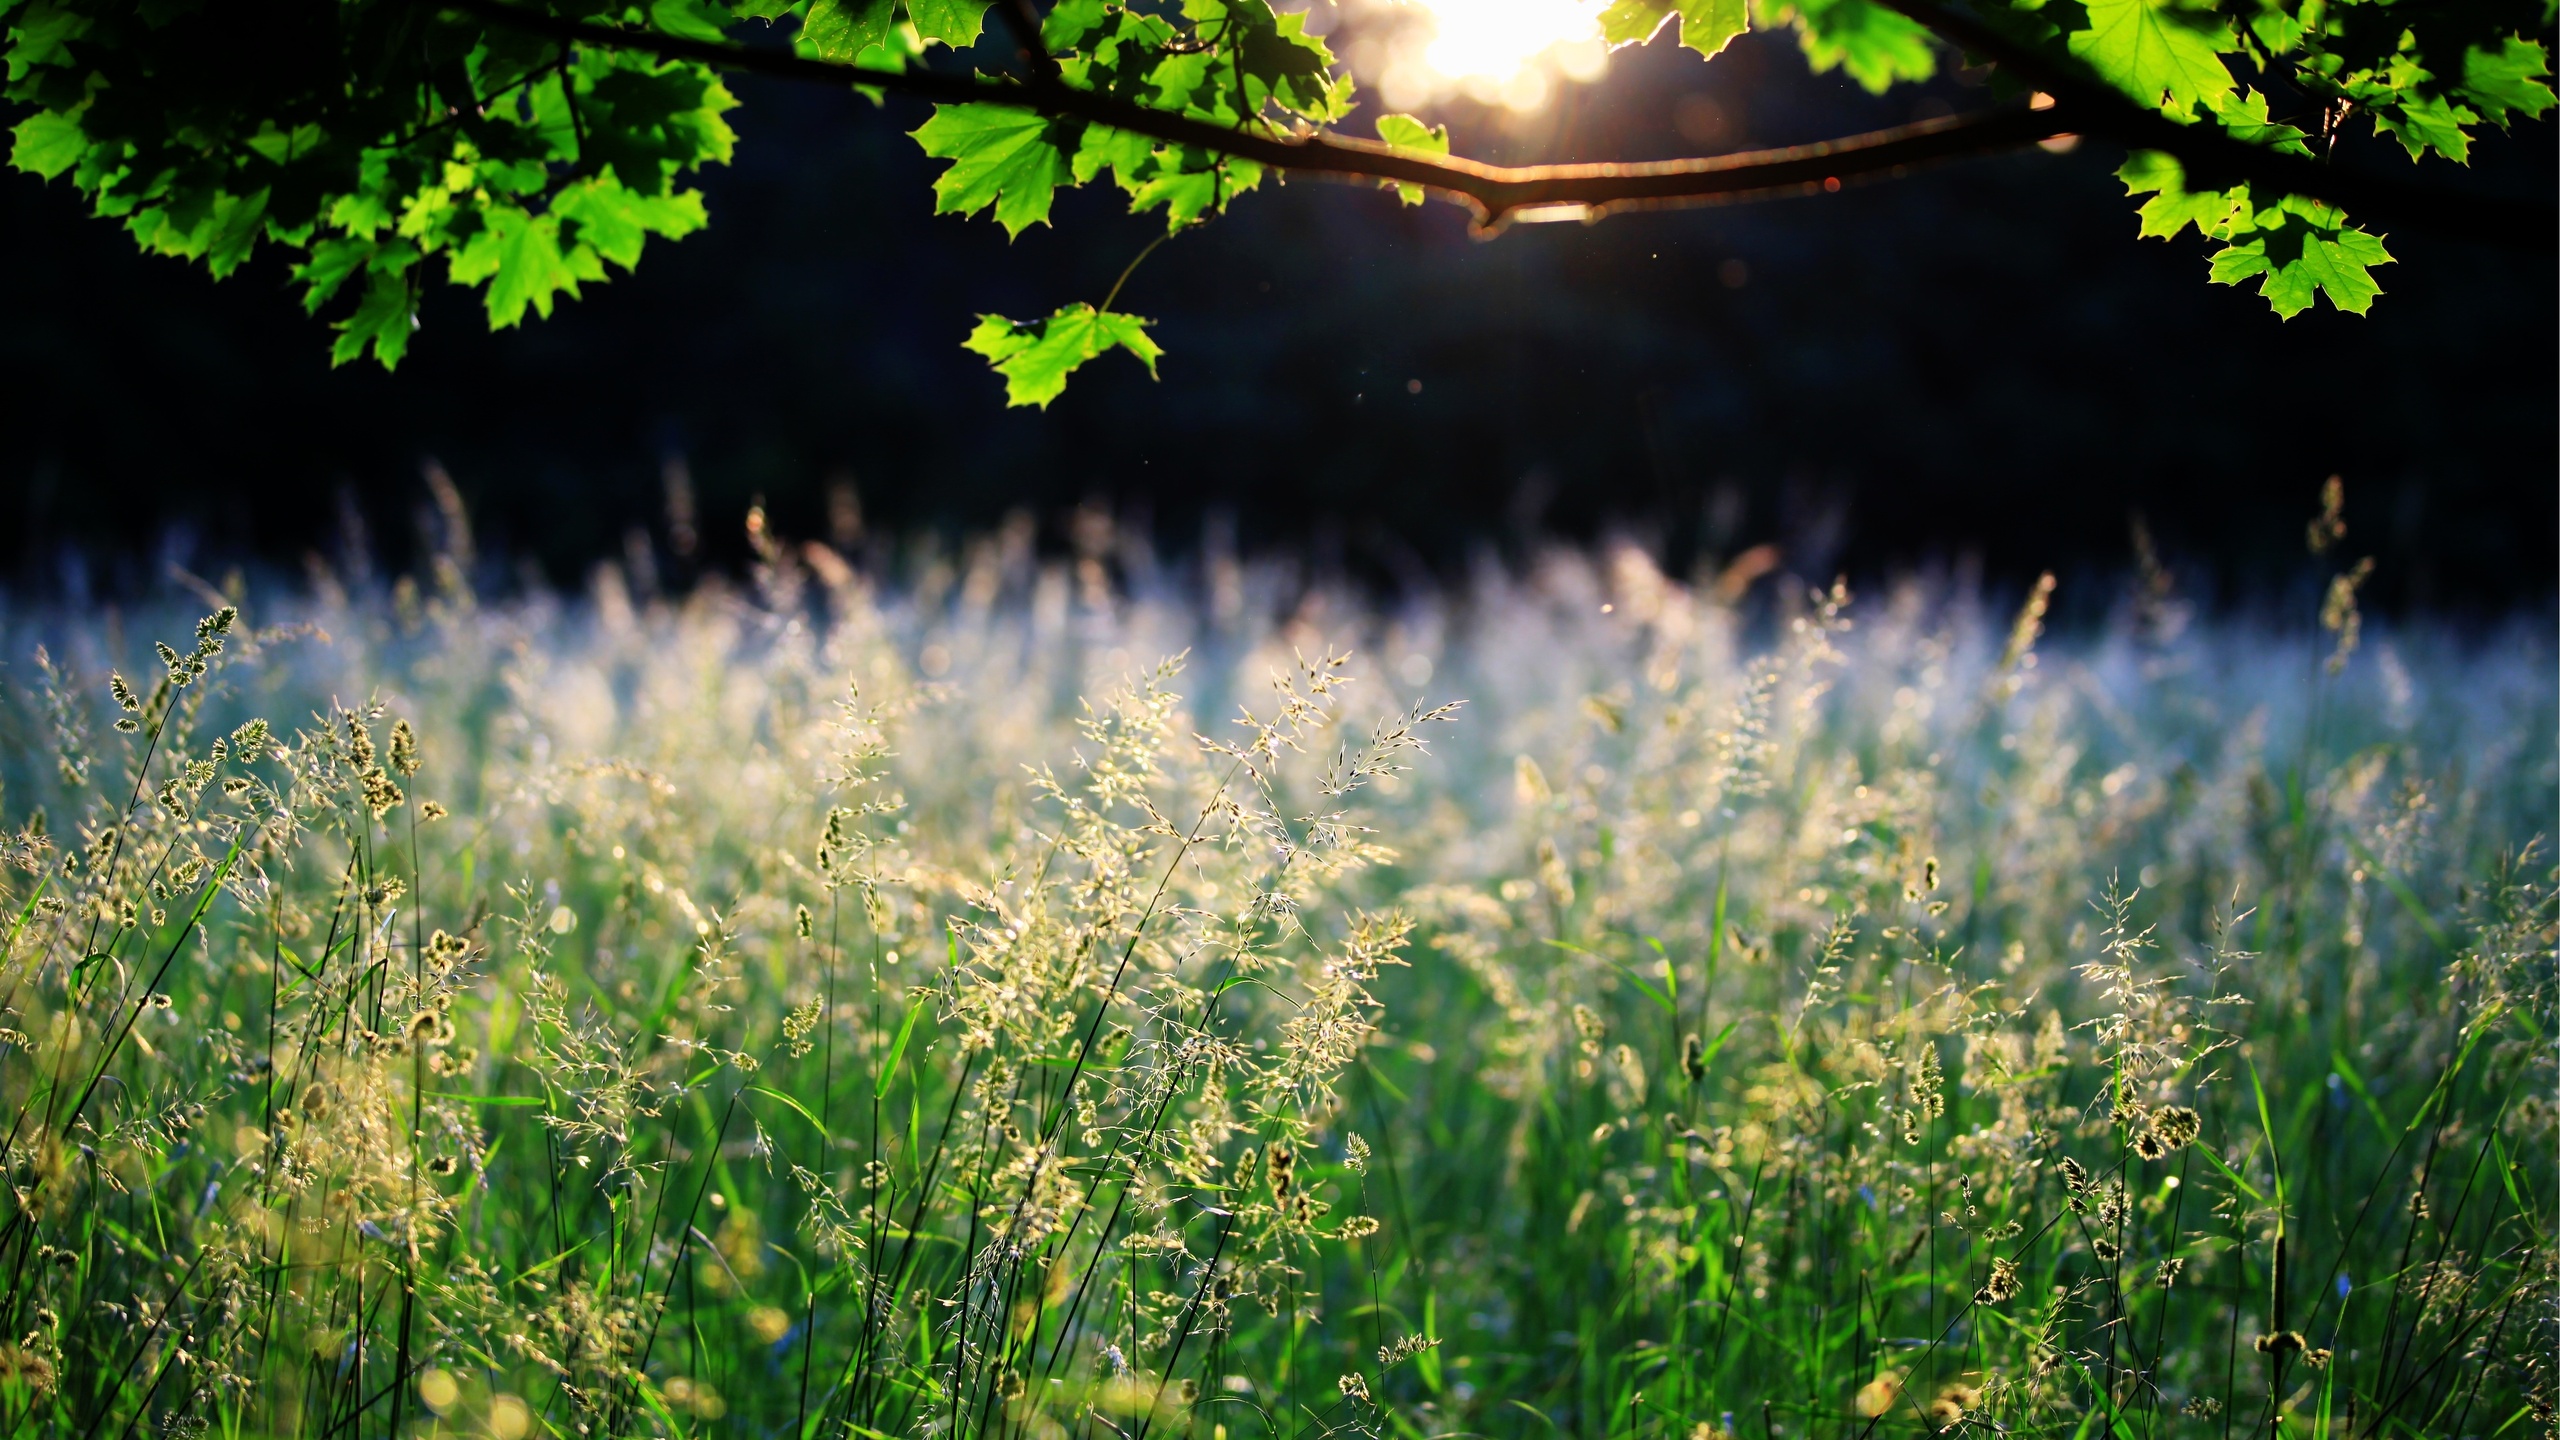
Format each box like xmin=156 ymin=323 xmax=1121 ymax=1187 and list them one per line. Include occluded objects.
xmin=440 ymin=0 xmax=2554 ymax=245
xmin=437 ymin=0 xmax=2071 ymax=220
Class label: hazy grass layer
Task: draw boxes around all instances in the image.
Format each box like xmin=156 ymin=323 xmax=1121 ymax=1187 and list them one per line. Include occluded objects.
xmin=0 ymin=539 xmax=2549 ymax=1440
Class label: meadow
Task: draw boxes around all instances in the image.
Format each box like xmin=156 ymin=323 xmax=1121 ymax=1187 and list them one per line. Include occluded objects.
xmin=0 ymin=513 xmax=2549 ymax=1440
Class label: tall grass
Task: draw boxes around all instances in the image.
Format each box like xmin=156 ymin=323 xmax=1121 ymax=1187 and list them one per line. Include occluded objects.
xmin=0 ymin=513 xmax=2548 ymax=1440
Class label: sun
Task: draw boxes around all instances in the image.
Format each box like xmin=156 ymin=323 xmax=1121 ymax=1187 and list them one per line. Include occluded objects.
xmin=1421 ymin=0 xmax=1606 ymax=86
xmin=1348 ymin=0 xmax=1615 ymax=111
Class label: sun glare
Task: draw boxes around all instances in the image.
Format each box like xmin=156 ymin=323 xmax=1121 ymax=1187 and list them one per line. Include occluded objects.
xmin=1421 ymin=0 xmax=1606 ymax=86
xmin=1347 ymin=0 xmax=1614 ymax=112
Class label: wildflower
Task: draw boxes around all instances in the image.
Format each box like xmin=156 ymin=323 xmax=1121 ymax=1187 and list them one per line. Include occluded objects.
xmin=2131 ymin=1128 xmax=2168 ymax=1161
xmin=2322 ymin=557 xmax=2375 ymax=674
xmin=2091 ymin=1236 xmax=2122 ymax=1262
xmin=782 ymin=997 xmax=824 ymax=1057
xmin=1912 ymin=1043 xmax=1944 ymax=1120
xmin=389 ymin=719 xmax=419 ymax=777
xmin=360 ymin=767 xmax=404 ymax=817
xmin=2151 ymin=1106 xmax=2201 ymax=1150
xmin=1976 ymin=1257 xmax=2020 ymax=1304
xmin=1378 ymin=1334 xmax=1441 ymax=1365
xmin=2155 ymin=1256 xmax=2185 ymax=1288
xmin=0 ymin=1344 xmax=56 ymax=1396
xmin=2183 ymin=1397 xmax=2224 ymax=1417
xmin=2306 ymin=474 xmax=2346 ymax=553
xmin=795 ymin=904 xmax=814 ymax=938
xmin=1336 ymin=1373 xmax=1370 ymax=1402
xmin=427 ymin=1155 xmax=459 ymax=1176
xmin=418 ymin=800 xmax=448 ymax=822
xmin=2304 ymin=1348 xmax=2332 ymax=1370
xmin=2253 ymin=1330 xmax=2306 ymax=1356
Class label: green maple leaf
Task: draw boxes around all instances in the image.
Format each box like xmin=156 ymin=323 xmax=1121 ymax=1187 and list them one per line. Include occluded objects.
xmin=1763 ymin=0 xmax=1935 ymax=94
xmin=964 ymin=304 xmax=1163 ymax=407
xmin=2459 ymin=37 xmax=2556 ymax=126
xmin=1374 ymin=113 xmax=1449 ymax=205
xmin=648 ymin=0 xmax=733 ymax=42
xmin=2117 ymin=150 xmax=2244 ymax=239
xmin=447 ymin=205 xmax=606 ymax=328
xmin=1071 ymin=123 xmax=1155 ymax=189
xmin=294 ymin=236 xmax=376 ymax=313
xmin=1599 ymin=0 xmax=1751 ymax=59
xmin=1128 ymin=152 xmax=1263 ymax=229
xmin=1042 ymin=0 xmax=1113 ymax=48
xmin=2210 ymin=88 xmax=2311 ymax=156
xmin=2374 ymin=90 xmax=2477 ymax=162
xmin=2067 ymin=0 xmax=2236 ymax=117
xmin=328 ymin=247 xmax=421 ymax=368
xmin=128 ymin=186 xmax=271 ymax=278
xmin=2208 ymin=203 xmax=2391 ymax=318
xmin=10 ymin=107 xmax=83 ymax=179
xmin=552 ymin=174 xmax=709 ymax=269
xmin=800 ymin=0 xmax=898 ymax=60
xmin=913 ymin=103 xmax=1067 ymax=236
xmin=907 ymin=0 xmax=990 ymax=48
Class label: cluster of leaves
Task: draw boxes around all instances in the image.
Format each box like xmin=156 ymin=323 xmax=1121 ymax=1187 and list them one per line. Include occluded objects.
xmin=4 ymin=0 xmax=737 ymax=364
xmin=908 ymin=0 xmax=1353 ymax=401
xmin=3 ymin=0 xmax=2551 ymax=400
xmin=2069 ymin=0 xmax=2556 ymax=314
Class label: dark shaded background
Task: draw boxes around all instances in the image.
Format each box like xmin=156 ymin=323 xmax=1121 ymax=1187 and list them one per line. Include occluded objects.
xmin=5 ymin=24 xmax=2554 ymax=610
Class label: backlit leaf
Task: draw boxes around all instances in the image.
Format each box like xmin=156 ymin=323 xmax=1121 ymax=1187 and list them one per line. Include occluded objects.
xmin=913 ymin=102 xmax=1067 ymax=236
xmin=1766 ymin=0 xmax=1935 ymax=93
xmin=907 ymin=0 xmax=990 ymax=47
xmin=2207 ymin=204 xmax=2391 ymax=318
xmin=964 ymin=303 xmax=1162 ymax=407
xmin=552 ymin=174 xmax=710 ymax=269
xmin=2460 ymin=37 xmax=2557 ymax=125
xmin=2067 ymin=0 xmax=2236 ymax=117
xmin=1374 ymin=113 xmax=1449 ymax=205
xmin=10 ymin=107 xmax=82 ymax=179
xmin=330 ymin=258 xmax=419 ymax=368
xmin=1601 ymin=0 xmax=1750 ymax=58
xmin=800 ymin=0 xmax=897 ymax=59
xmin=2117 ymin=150 xmax=2244 ymax=239
xmin=2374 ymin=90 xmax=2477 ymax=162
xmin=448 ymin=205 xmax=605 ymax=328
